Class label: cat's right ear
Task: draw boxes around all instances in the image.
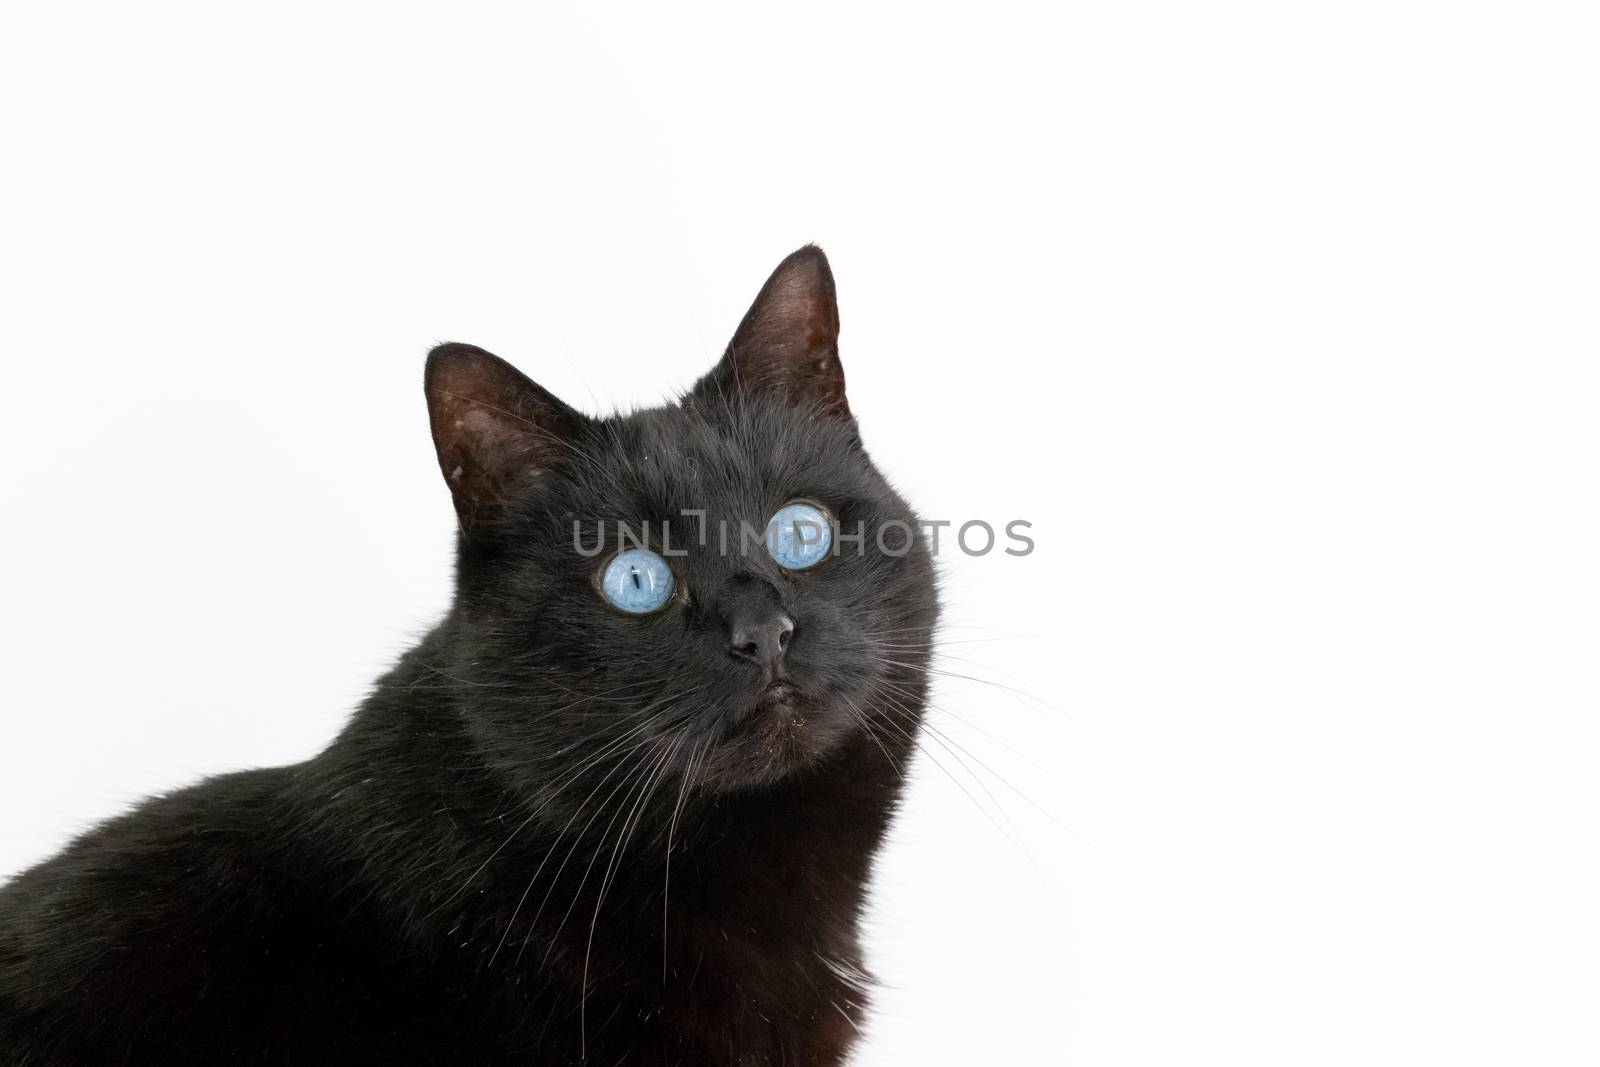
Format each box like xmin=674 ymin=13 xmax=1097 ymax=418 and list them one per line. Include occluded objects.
xmin=693 ymin=246 xmax=850 ymax=418
xmin=423 ymin=343 xmax=583 ymax=532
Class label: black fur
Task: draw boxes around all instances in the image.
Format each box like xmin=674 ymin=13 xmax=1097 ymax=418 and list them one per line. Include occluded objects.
xmin=0 ymin=247 xmax=938 ymax=1065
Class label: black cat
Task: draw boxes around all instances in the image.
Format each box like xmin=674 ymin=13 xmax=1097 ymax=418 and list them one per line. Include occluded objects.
xmin=0 ymin=247 xmax=938 ymax=1065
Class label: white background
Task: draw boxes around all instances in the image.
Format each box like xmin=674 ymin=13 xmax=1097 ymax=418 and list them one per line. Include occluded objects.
xmin=2 ymin=4 xmax=1597 ymax=1064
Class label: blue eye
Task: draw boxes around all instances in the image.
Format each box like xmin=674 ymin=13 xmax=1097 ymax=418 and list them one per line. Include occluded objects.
xmin=598 ymin=548 xmax=676 ymax=614
xmin=766 ymin=501 xmax=833 ymax=570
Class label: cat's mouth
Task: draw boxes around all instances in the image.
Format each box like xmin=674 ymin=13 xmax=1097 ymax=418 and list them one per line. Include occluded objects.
xmin=730 ymin=680 xmax=807 ymax=731
xmin=693 ymin=675 xmax=859 ymax=792
xmin=760 ymin=681 xmax=802 ymax=709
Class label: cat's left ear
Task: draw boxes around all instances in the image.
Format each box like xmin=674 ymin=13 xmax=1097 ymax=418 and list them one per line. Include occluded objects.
xmin=694 ymin=245 xmax=849 ymax=418
xmin=424 ymin=343 xmax=584 ymax=532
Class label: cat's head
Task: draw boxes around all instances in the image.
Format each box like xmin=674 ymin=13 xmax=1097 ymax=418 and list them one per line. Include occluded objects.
xmin=422 ymin=247 xmax=937 ymax=800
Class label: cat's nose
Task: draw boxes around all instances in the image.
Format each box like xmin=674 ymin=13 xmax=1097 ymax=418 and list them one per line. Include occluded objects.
xmin=728 ymin=611 xmax=795 ymax=669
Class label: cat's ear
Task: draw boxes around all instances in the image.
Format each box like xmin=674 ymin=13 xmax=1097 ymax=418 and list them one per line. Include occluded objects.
xmin=424 ymin=343 xmax=583 ymax=531
xmin=696 ymin=245 xmax=849 ymax=417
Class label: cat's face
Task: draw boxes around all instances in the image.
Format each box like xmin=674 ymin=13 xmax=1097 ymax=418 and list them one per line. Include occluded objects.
xmin=423 ymin=248 xmax=937 ymax=802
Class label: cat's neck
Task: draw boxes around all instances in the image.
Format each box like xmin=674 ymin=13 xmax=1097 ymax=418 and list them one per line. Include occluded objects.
xmin=293 ymin=634 xmax=911 ymax=965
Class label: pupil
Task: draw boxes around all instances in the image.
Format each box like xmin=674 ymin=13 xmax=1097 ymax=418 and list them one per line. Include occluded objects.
xmin=630 ymin=568 xmax=642 ymax=590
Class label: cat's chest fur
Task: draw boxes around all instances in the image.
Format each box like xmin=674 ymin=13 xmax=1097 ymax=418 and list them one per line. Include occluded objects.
xmin=1 ymin=730 xmax=901 ymax=1065
xmin=386 ymin=720 xmax=901 ymax=1063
